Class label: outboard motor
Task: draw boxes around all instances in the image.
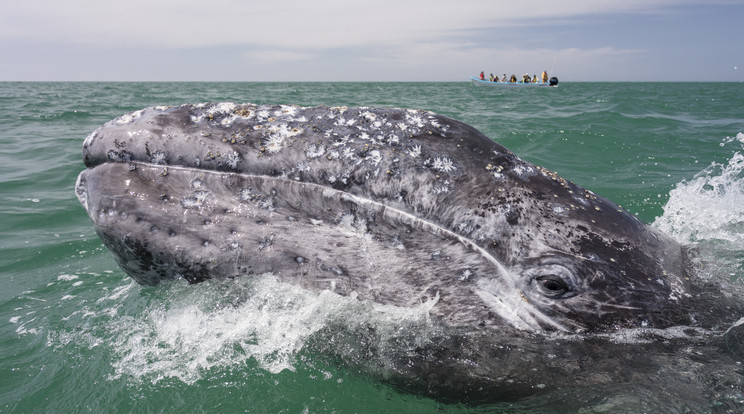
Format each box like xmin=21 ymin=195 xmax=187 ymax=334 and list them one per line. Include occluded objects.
xmin=549 ymin=77 xmax=559 ymax=86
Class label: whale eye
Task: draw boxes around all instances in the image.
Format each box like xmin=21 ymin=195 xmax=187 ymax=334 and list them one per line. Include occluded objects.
xmin=527 ymin=263 xmax=577 ymax=299
xmin=535 ymin=274 xmax=570 ymax=296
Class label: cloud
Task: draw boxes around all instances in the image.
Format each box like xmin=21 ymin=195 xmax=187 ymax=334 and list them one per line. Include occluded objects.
xmin=0 ymin=0 xmax=712 ymax=51
xmin=244 ymin=50 xmax=314 ymax=64
xmin=2 ymin=0 xmax=738 ymax=81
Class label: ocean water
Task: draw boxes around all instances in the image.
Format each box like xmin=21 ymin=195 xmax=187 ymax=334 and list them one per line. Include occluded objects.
xmin=1 ymin=81 xmax=744 ymax=413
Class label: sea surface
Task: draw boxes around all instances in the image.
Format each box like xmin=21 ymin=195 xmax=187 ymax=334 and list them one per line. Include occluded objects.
xmin=1 ymin=82 xmax=744 ymax=413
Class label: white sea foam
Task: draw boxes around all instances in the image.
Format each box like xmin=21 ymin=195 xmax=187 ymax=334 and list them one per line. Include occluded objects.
xmin=57 ymin=274 xmax=79 ymax=281
xmin=105 ymin=274 xmax=437 ymax=384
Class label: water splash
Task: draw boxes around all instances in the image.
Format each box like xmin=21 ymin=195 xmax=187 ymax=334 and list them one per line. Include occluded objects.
xmin=102 ymin=274 xmax=438 ymax=384
xmin=654 ymin=132 xmax=744 ymax=244
xmin=654 ymin=132 xmax=744 ymax=280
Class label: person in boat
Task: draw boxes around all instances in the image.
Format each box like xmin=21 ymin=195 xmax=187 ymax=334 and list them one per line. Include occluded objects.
xmin=501 ymin=74 xmax=507 ymax=82
xmin=522 ymin=73 xmax=530 ymax=83
xmin=489 ymin=73 xmax=495 ymax=82
xmin=541 ymin=70 xmax=549 ymax=83
xmin=479 ymin=71 xmax=485 ymax=80
xmin=532 ymin=74 xmax=538 ymax=83
xmin=509 ymin=74 xmax=517 ymax=83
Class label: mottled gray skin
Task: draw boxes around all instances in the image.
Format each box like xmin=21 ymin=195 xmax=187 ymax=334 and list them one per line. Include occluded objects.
xmin=76 ymin=103 xmax=693 ymax=335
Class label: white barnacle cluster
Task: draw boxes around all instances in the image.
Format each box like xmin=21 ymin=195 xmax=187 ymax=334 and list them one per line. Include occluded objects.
xmin=97 ymin=205 xmax=119 ymax=221
xmin=261 ymin=123 xmax=304 ymax=154
xmin=361 ymin=111 xmax=377 ymax=123
xmin=150 ymin=150 xmax=167 ymax=165
xmin=238 ymin=187 xmax=275 ymax=210
xmin=295 ymin=161 xmax=312 ymax=173
xmin=277 ymin=105 xmax=298 ymax=117
xmin=336 ymin=212 xmax=355 ymax=229
xmin=335 ymin=211 xmax=370 ymax=237
xmin=486 ymin=163 xmax=506 ymax=180
xmin=346 ymin=109 xmax=417 ymax=147
xmin=283 ymin=161 xmax=312 ymax=181
xmin=180 ymin=178 xmax=210 ymax=209
xmin=331 ymin=134 xmax=354 ymax=148
xmin=326 ymin=110 xmax=375 ymax=146
xmin=341 ymin=147 xmax=359 ymax=163
xmin=405 ymin=111 xmax=426 ymax=129
xmin=370 ymin=119 xmax=384 ymax=130
xmin=361 ymin=130 xmax=386 ymax=147
xmin=126 ymin=130 xmax=146 ymax=138
xmin=296 ymin=108 xmax=455 ymax=176
xmin=227 ymin=239 xmax=242 ymax=251
xmin=222 ymin=150 xmax=242 ymax=169
xmin=409 ymin=109 xmax=449 ymax=136
xmin=189 ymin=102 xmax=239 ymax=124
xmin=459 ymin=269 xmax=473 ymax=281
xmin=239 ymin=188 xmax=254 ymax=202
xmin=317 ymin=167 xmax=352 ymax=186
xmin=365 ymin=150 xmax=382 ymax=166
xmin=432 ymin=180 xmax=451 ymax=195
xmin=571 ymin=192 xmax=592 ymax=207
xmin=378 ymin=110 xmax=443 ymax=141
xmin=330 ymin=106 xmax=348 ymax=115
xmin=210 ymin=103 xmax=258 ymax=125
xmin=552 ymin=204 xmax=568 ymax=215
xmin=256 ymin=109 xmax=271 ymax=121
xmin=263 ymin=134 xmax=285 ymax=154
xmin=513 ymin=164 xmax=535 ymax=178
xmin=431 ymin=156 xmax=455 ymax=173
xmin=305 ymin=143 xmax=326 ymax=159
xmin=334 ymin=117 xmax=357 ymax=127
xmin=210 ymin=102 xmax=237 ymax=115
xmin=339 ymin=169 xmax=353 ymax=185
xmin=114 ymin=109 xmax=145 ymax=125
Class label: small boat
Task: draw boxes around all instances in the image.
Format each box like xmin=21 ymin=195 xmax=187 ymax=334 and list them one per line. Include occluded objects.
xmin=469 ymin=76 xmax=558 ymax=87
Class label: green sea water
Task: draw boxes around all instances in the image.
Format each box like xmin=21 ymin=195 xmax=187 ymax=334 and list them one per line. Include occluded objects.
xmin=1 ymin=82 xmax=744 ymax=413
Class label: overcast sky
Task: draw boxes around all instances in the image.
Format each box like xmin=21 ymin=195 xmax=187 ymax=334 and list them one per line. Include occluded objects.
xmin=1 ymin=0 xmax=742 ymax=81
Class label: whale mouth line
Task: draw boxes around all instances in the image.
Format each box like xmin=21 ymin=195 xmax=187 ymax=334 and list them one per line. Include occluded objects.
xmin=96 ymin=161 xmax=502 ymax=268
xmin=84 ymin=160 xmax=505 ymax=271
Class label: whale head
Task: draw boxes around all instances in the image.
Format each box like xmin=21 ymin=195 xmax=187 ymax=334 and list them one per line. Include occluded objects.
xmin=76 ymin=103 xmax=693 ymax=334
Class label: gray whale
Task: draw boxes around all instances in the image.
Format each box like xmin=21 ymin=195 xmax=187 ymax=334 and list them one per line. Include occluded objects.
xmin=74 ymin=103 xmax=742 ymax=405
xmin=76 ymin=103 xmax=693 ymax=334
